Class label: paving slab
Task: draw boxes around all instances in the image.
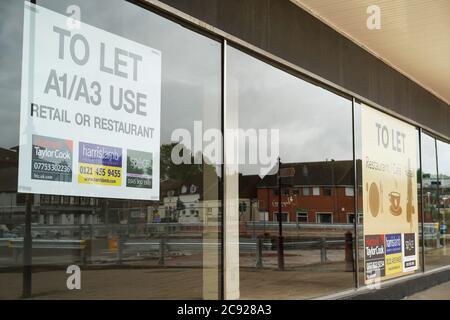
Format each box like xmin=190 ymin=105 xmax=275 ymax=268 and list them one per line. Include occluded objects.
xmin=404 ymin=281 xmax=450 ymax=300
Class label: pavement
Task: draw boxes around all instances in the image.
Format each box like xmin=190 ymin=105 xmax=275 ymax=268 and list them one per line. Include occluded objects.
xmin=0 ymin=262 xmax=354 ymax=300
xmin=2 ymin=264 xmax=450 ymax=300
xmin=404 ymin=281 xmax=450 ymax=300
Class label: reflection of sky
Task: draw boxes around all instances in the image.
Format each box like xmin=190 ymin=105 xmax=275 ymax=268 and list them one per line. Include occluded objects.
xmin=421 ymin=133 xmax=437 ymax=175
xmin=0 ymin=0 xmax=221 ymax=149
xmin=227 ymin=46 xmax=353 ymax=175
xmin=0 ymin=0 xmax=23 ymax=149
xmin=437 ymin=139 xmax=450 ymax=177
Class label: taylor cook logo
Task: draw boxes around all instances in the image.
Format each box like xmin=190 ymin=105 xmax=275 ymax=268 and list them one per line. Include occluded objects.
xmin=31 ymin=134 xmax=73 ymax=182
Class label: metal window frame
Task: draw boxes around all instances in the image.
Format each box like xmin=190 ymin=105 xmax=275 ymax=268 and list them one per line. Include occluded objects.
xmin=351 ymin=97 xmax=360 ymax=288
xmin=316 ymin=212 xmax=333 ymax=224
xmin=418 ymin=128 xmax=426 ymax=273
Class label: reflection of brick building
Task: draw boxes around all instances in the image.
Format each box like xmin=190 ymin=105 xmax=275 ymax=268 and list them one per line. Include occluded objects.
xmin=243 ymin=160 xmax=362 ymax=224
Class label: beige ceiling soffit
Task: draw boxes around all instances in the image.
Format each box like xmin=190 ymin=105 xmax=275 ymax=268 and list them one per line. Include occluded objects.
xmin=290 ymin=0 xmax=450 ymax=106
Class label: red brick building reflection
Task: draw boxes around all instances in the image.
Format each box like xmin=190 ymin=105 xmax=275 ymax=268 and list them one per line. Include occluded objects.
xmin=242 ymin=160 xmax=362 ymax=224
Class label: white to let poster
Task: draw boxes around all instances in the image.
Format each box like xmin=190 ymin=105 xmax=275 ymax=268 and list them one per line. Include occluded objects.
xmin=361 ymin=104 xmax=419 ymax=284
xmin=18 ymin=2 xmax=161 ymax=200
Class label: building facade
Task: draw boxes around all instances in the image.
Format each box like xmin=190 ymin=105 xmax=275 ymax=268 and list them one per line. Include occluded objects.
xmin=0 ymin=0 xmax=449 ymax=300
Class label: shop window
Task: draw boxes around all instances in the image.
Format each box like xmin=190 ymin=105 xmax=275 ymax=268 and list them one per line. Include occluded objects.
xmin=0 ymin=0 xmax=222 ymax=299
xmin=230 ymin=43 xmax=354 ymax=299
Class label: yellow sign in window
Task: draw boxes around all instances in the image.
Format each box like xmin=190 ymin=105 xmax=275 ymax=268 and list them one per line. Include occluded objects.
xmin=78 ymin=163 xmax=122 ymax=186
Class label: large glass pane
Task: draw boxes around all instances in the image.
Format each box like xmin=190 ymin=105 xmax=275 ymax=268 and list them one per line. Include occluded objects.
xmin=227 ymin=46 xmax=355 ymax=299
xmin=430 ymin=139 xmax=450 ymax=268
xmin=0 ymin=0 xmax=221 ymax=299
xmin=421 ymin=133 xmax=441 ymax=270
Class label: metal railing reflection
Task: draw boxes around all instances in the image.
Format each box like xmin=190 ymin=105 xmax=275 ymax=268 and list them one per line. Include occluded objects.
xmin=8 ymin=221 xmax=448 ymax=270
xmin=1 ymin=233 xmax=356 ymax=269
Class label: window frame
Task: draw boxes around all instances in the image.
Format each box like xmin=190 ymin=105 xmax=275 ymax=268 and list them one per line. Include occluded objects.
xmin=316 ymin=212 xmax=333 ymax=224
